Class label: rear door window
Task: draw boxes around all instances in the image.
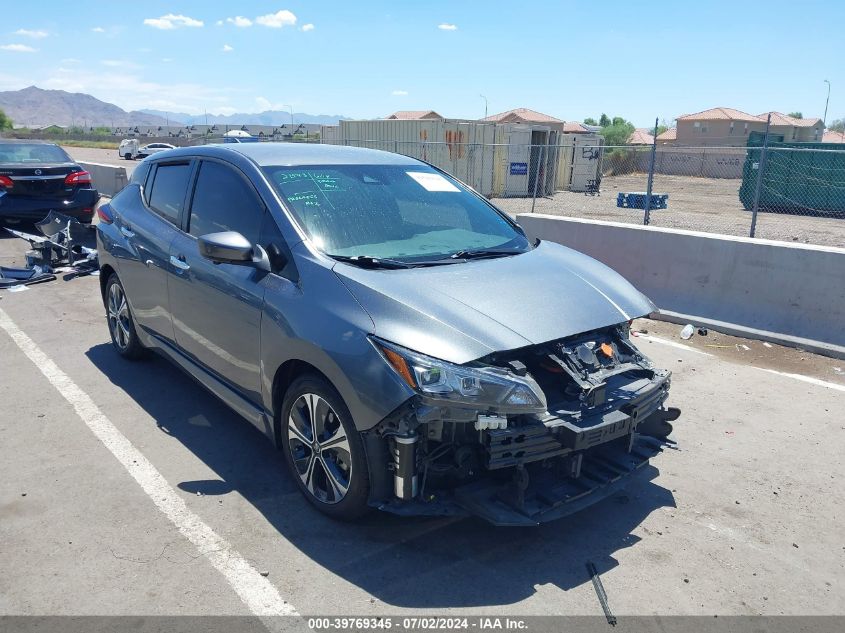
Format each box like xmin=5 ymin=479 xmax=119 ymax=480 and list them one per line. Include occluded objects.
xmin=188 ymin=160 xmax=264 ymax=244
xmin=147 ymin=162 xmax=192 ymax=224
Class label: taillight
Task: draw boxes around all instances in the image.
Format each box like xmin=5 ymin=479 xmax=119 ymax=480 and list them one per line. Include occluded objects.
xmin=97 ymin=204 xmax=114 ymax=224
xmin=0 ymin=175 xmax=13 ymax=188
xmin=65 ymin=170 xmax=92 ymax=186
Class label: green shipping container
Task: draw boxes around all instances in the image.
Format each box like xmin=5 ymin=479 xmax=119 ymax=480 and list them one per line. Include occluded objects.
xmin=738 ymin=133 xmax=845 ymax=214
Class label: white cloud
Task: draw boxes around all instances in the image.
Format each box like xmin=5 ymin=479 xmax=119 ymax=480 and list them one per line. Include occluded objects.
xmin=391 ymin=90 xmax=408 ymax=96
xmin=222 ymin=44 xmax=234 ymax=52
xmin=143 ymin=14 xmax=204 ymax=30
xmin=61 ymin=57 xmax=80 ymax=64
xmin=101 ymin=60 xmax=142 ymax=69
xmin=40 ymin=68 xmax=236 ymax=116
xmin=438 ymin=23 xmax=458 ymax=30
xmin=301 ymin=23 xmax=315 ymax=32
xmin=215 ymin=20 xmax=224 ymax=26
xmin=0 ymin=44 xmax=37 ymax=52
xmin=14 ymin=29 xmax=48 ymax=39
xmin=161 ymin=58 xmax=173 ymax=63
xmin=255 ymin=10 xmax=297 ymax=28
xmin=91 ymin=27 xmax=106 ymax=33
xmin=254 ymin=96 xmax=290 ymax=112
xmin=226 ymin=16 xmax=252 ymax=27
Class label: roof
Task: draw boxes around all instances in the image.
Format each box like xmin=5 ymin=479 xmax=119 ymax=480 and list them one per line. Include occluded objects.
xmin=628 ymin=128 xmax=655 ymax=145
xmin=162 ymin=141 xmax=422 ymax=167
xmin=386 ymin=110 xmax=443 ymax=120
xmin=758 ymin=112 xmax=822 ymax=128
xmin=677 ymin=107 xmax=763 ymax=122
xmin=563 ymin=121 xmax=589 ymax=133
xmin=822 ymin=130 xmax=845 ymax=143
xmin=481 ymin=108 xmax=563 ymax=124
xmin=656 ymin=127 xmax=677 ymax=141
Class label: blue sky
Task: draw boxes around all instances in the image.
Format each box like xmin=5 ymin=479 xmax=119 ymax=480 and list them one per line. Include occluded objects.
xmin=1 ymin=0 xmax=843 ymax=126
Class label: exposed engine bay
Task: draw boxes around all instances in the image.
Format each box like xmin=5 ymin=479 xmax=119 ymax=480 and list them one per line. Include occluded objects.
xmin=368 ymin=323 xmax=680 ymax=525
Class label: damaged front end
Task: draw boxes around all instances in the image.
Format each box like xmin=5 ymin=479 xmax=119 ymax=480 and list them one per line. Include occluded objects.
xmin=366 ymin=324 xmax=680 ymax=526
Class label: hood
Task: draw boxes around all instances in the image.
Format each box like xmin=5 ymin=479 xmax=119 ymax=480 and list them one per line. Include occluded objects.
xmin=333 ymin=240 xmax=655 ymax=365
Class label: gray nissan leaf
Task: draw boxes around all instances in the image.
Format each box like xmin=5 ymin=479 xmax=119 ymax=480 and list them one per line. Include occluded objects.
xmin=96 ymin=143 xmax=679 ymax=526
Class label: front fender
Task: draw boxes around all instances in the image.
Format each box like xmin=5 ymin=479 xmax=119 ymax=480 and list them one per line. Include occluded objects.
xmin=260 ymin=251 xmax=415 ymax=433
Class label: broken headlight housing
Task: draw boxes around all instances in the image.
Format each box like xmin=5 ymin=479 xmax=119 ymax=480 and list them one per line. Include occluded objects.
xmin=373 ymin=338 xmax=547 ymax=414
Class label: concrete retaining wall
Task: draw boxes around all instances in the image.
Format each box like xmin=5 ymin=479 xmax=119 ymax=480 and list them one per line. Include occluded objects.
xmin=516 ymin=214 xmax=845 ymax=357
xmin=78 ymin=161 xmax=128 ymax=197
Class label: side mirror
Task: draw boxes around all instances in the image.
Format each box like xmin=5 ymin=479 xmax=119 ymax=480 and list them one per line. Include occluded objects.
xmin=198 ymin=231 xmax=253 ymax=263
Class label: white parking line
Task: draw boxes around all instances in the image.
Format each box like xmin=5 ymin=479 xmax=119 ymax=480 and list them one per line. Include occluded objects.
xmin=0 ymin=307 xmax=298 ymax=617
xmin=754 ymin=367 xmax=845 ymax=393
xmin=635 ymin=334 xmax=714 ymax=356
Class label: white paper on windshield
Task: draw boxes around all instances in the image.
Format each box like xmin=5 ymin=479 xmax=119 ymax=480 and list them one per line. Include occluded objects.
xmin=406 ymin=171 xmax=460 ymax=192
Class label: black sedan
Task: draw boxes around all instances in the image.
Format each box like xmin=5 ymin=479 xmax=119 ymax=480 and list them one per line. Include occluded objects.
xmin=0 ymin=140 xmax=99 ymax=224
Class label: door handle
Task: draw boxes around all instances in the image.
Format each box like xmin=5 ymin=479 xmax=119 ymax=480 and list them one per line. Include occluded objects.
xmin=120 ymin=226 xmax=135 ymax=238
xmin=169 ymin=255 xmax=190 ymax=271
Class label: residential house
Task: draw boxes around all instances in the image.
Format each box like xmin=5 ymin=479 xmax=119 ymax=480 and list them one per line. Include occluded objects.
xmin=386 ymin=110 xmax=444 ymax=120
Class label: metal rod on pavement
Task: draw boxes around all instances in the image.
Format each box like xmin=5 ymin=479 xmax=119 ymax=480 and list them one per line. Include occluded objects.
xmin=750 ymin=113 xmax=772 ymax=238
xmin=643 ymin=117 xmax=659 ymax=226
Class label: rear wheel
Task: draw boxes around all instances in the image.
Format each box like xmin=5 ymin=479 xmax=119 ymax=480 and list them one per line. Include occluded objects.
xmin=281 ymin=374 xmax=370 ymax=520
xmin=105 ymin=274 xmax=145 ymax=360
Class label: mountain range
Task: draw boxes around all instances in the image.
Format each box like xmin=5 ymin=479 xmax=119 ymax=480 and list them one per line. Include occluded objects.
xmin=139 ymin=109 xmax=349 ymax=126
xmin=0 ymin=86 xmax=169 ymax=128
xmin=0 ymin=86 xmax=349 ymax=128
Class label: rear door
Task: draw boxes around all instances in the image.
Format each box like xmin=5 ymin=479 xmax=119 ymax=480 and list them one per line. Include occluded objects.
xmin=167 ymin=159 xmax=267 ymax=403
xmin=116 ymin=159 xmax=194 ymax=343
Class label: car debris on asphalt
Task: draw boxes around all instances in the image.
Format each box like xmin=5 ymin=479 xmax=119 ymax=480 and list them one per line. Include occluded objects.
xmin=1 ymin=210 xmax=98 ymax=290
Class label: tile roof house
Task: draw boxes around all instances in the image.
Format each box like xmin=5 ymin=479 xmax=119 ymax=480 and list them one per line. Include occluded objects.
xmin=562 ymin=121 xmax=591 ymax=133
xmin=481 ymin=108 xmax=564 ymax=124
xmin=386 ymin=110 xmax=444 ymax=120
xmin=822 ymin=130 xmax=845 ymax=143
xmin=656 ymin=127 xmax=676 ymax=143
xmin=671 ymin=108 xmax=824 ymax=145
xmin=628 ymin=128 xmax=656 ymax=145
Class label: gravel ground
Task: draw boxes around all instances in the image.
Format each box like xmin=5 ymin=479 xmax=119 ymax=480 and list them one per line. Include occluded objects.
xmin=494 ymin=174 xmax=845 ymax=249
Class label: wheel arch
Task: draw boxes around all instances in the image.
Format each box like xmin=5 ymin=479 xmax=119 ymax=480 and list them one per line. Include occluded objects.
xmin=99 ymin=264 xmax=117 ymax=304
xmin=271 ymin=359 xmax=335 ymax=449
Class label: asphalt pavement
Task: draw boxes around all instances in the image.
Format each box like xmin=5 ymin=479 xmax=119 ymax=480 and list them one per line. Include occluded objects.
xmin=0 ymin=227 xmax=843 ymax=621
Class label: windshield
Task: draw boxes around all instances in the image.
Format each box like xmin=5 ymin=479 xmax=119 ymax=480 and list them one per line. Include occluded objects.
xmin=0 ymin=143 xmax=72 ymax=164
xmin=263 ymin=164 xmax=530 ymax=262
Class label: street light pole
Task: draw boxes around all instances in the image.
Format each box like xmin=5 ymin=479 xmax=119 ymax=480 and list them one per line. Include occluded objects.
xmin=480 ymin=94 xmax=488 ymax=119
xmin=823 ymin=79 xmax=831 ymax=126
xmin=283 ymin=104 xmax=294 ymax=127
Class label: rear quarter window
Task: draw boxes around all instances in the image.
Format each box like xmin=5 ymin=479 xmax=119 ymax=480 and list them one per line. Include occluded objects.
xmin=147 ymin=162 xmax=192 ymax=225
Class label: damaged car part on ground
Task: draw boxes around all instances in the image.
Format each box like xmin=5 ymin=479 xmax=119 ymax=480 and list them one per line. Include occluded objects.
xmin=97 ymin=142 xmax=680 ymax=526
xmin=2 ymin=210 xmax=99 ymax=289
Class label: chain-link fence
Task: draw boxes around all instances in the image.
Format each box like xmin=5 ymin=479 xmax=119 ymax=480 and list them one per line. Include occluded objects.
xmin=330 ymin=137 xmax=845 ymax=249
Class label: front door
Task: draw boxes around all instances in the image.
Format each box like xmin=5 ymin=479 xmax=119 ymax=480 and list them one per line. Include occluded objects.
xmin=167 ymin=159 xmax=268 ymax=404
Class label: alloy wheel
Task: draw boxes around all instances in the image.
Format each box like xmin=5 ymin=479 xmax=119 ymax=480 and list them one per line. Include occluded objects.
xmin=107 ymin=282 xmax=131 ymax=350
xmin=287 ymin=393 xmax=352 ymax=504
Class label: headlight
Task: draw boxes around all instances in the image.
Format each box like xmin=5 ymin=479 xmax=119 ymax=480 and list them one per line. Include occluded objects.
xmin=372 ymin=338 xmax=547 ymax=414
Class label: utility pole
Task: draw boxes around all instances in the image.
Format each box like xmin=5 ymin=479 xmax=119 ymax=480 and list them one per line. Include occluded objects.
xmin=823 ymin=79 xmax=831 ymax=126
xmin=480 ymin=94 xmax=488 ymax=119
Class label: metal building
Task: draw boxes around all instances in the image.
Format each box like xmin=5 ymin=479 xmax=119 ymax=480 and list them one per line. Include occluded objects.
xmin=320 ymin=115 xmax=602 ymax=198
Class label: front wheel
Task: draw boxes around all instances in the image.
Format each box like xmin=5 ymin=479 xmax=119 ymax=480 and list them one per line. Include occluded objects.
xmin=105 ymin=274 xmax=145 ymax=360
xmin=281 ymin=374 xmax=370 ymax=520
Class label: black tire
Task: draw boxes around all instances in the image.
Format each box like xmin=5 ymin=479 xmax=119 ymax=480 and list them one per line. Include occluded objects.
xmin=281 ymin=374 xmax=370 ymax=520
xmin=123 ymin=153 xmax=131 ymax=160
xmin=104 ymin=274 xmax=145 ymax=360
